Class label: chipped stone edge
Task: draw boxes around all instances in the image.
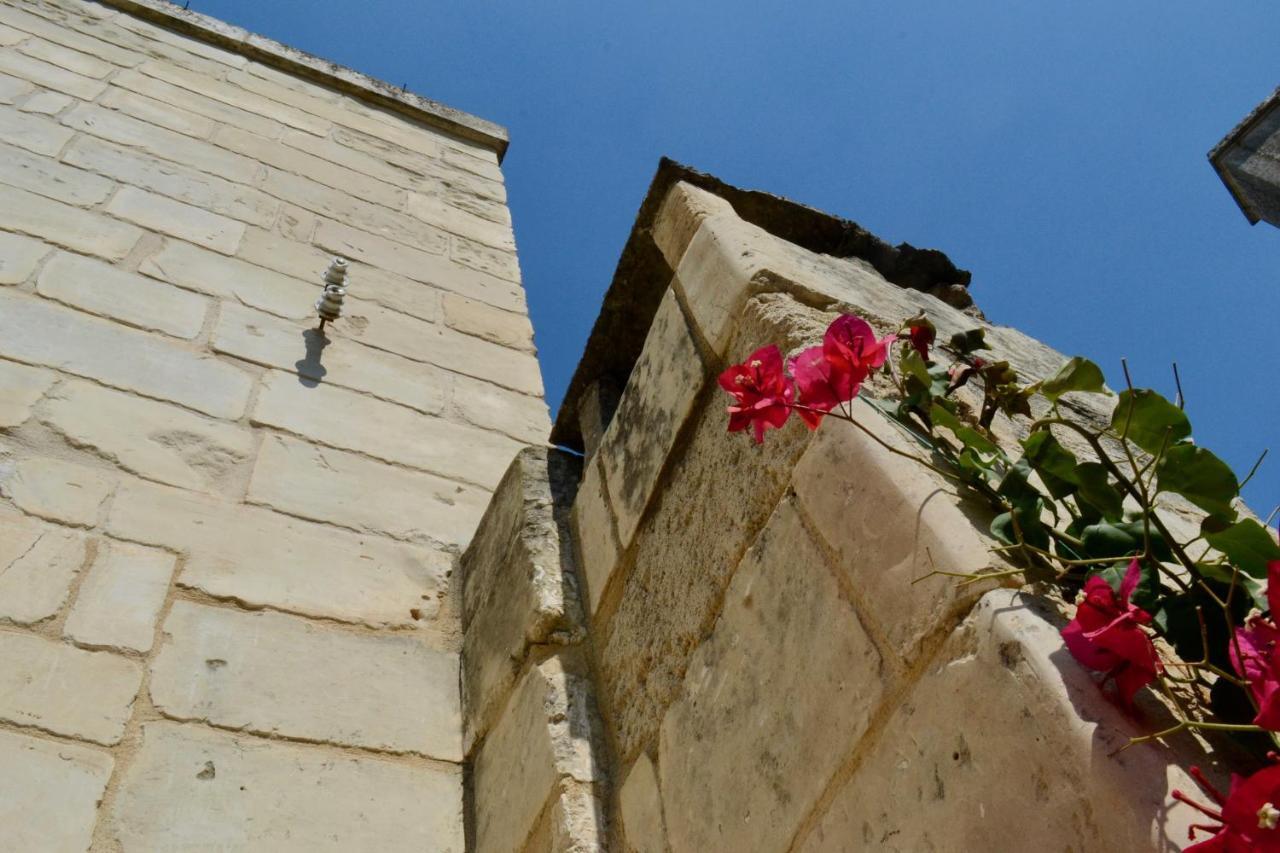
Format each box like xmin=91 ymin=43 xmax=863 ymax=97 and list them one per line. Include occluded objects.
xmin=91 ymin=0 xmax=511 ymax=160
xmin=1207 ymin=85 xmax=1280 ymax=225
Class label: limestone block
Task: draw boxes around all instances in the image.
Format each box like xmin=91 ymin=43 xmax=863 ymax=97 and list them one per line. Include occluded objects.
xmin=474 ymin=653 xmax=607 ymax=853
xmin=17 ymin=90 xmax=71 ymax=115
xmin=329 ymin=125 xmax=447 ymax=183
xmin=406 ymin=189 xmax=516 ymax=251
xmin=797 ymin=590 xmax=1207 ymax=852
xmin=0 ymin=73 xmax=33 ymax=104
xmin=137 ymin=61 xmax=329 ymax=135
xmin=460 ymin=448 xmax=583 ymax=747
xmin=0 ymin=140 xmax=112 ymax=205
xmin=620 ymin=753 xmax=668 ymax=853
xmin=0 ymin=729 xmax=113 ymax=853
xmin=138 ymin=239 xmax=315 ymax=320
xmin=64 ymin=539 xmax=174 ymax=653
xmin=0 ymin=4 xmax=142 ymax=67
xmin=0 ymin=358 xmax=55 ymax=426
xmin=109 ymin=722 xmax=464 ymax=852
xmin=211 ymin=302 xmax=447 ymax=415
xmin=525 ymin=781 xmax=608 ymax=853
xmin=43 ymin=371 xmax=262 ymax=491
xmin=247 ymin=434 xmax=492 ymax=547
xmin=0 ymin=184 xmax=141 ymax=260
xmin=107 ymin=477 xmax=450 ymax=629
xmin=0 ymin=231 xmax=48 ymax=286
xmin=0 ymin=513 xmax=86 ymax=624
xmin=313 ymin=218 xmax=527 ymax=314
xmin=252 ymin=370 xmax=521 ymax=489
xmin=107 ymin=186 xmax=246 ymax=255
xmin=114 ymin=13 xmax=248 ymax=69
xmin=0 ymin=630 xmax=141 ymax=744
xmin=111 ymin=68 xmax=284 ymax=138
xmin=0 ymin=290 xmax=253 ymax=419
xmin=658 ymin=498 xmax=885 ymax=853
xmin=150 ymin=601 xmax=463 ymax=759
xmin=0 ymin=22 xmax=23 ymax=46
xmin=37 ymin=251 xmax=208 ymax=339
xmin=442 ymin=291 xmax=535 ymax=351
xmin=571 ymin=456 xmax=621 ymax=617
xmin=1 ymin=456 xmax=113 ymax=527
xmin=61 ymin=103 xmax=261 ymax=185
xmin=64 ymin=135 xmax=280 ymax=227
xmin=244 ymin=63 xmax=342 ymax=102
xmin=451 ymin=370 xmax=552 ymax=445
xmin=442 ymin=145 xmax=503 ymax=181
xmin=18 ymin=37 xmax=114 ymax=78
xmin=651 ymin=181 xmax=735 ymax=269
xmin=0 ymin=48 xmax=106 ymax=99
xmin=451 ymin=233 xmax=521 ymax=283
xmin=792 ymin=398 xmax=998 ymax=665
xmin=0 ymin=104 xmax=72 ymax=155
xmin=577 ymin=379 xmax=621 ymax=460
xmin=99 ymin=85 xmax=217 ymax=138
xmin=283 ymin=125 xmax=428 ymax=187
xmin=599 ymin=289 xmax=707 ymax=549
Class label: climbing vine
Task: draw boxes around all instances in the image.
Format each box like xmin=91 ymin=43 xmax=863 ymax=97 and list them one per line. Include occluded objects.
xmin=720 ymin=311 xmax=1279 ymax=850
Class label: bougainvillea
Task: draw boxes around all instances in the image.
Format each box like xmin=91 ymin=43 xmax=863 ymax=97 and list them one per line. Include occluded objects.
xmin=722 ymin=309 xmax=1279 ymax=844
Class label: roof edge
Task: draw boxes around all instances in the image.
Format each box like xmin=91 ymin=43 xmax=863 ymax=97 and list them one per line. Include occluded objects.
xmin=94 ymin=0 xmax=510 ymax=160
xmin=1207 ymin=84 xmax=1280 ymax=224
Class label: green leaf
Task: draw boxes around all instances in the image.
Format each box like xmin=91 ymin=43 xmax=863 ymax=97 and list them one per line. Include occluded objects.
xmin=1078 ymin=520 xmax=1172 ymax=562
xmin=1157 ymin=445 xmax=1239 ymax=519
xmin=1196 ymin=563 xmax=1269 ymax=611
xmin=1203 ymin=518 xmax=1280 ymax=578
xmin=901 ymin=348 xmax=931 ymax=385
xmin=1074 ymin=463 xmax=1124 ymax=521
xmin=991 ymin=501 xmax=1050 ymax=551
xmin=948 ymin=328 xmax=990 ymax=356
xmin=1040 ymin=357 xmax=1109 ymax=402
xmin=930 ymin=404 xmax=1000 ymax=457
xmin=1110 ymin=389 xmax=1190 ymax=455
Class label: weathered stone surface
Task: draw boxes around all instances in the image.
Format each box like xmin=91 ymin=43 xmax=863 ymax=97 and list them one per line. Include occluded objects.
xmin=37 ymin=251 xmax=208 ymax=339
xmin=252 ymin=369 xmax=521 ymax=488
xmin=138 ymin=238 xmax=315 ymax=320
xmin=474 ymin=654 xmax=606 ymax=853
xmin=17 ymin=90 xmax=71 ymax=115
xmin=658 ymin=498 xmax=885 ymax=853
xmin=0 ymin=513 xmax=86 ymax=624
xmin=442 ymin=291 xmax=534 ymax=351
xmin=525 ymin=781 xmax=609 ymax=853
xmin=211 ymin=302 xmax=447 ymax=415
xmin=109 ymin=722 xmax=464 ymax=852
xmin=599 ymin=289 xmax=707 ymax=549
xmin=0 ymin=23 xmax=23 ymax=46
xmin=0 ymin=729 xmax=113 ymax=853
xmin=798 ymin=590 xmax=1206 ymax=852
xmin=0 ymin=184 xmax=141 ymax=260
xmin=0 ymin=140 xmax=112 ymax=205
xmin=18 ymin=36 xmax=114 ymax=78
xmin=107 ymin=186 xmax=245 ymax=255
xmin=450 ymin=371 xmax=552 ymax=444
xmin=138 ymin=61 xmax=329 ymax=135
xmin=461 ymin=448 xmax=583 ymax=747
xmin=313 ymin=218 xmax=527 ymax=314
xmin=150 ymin=601 xmax=463 ymax=759
xmin=0 ymin=290 xmax=253 ymax=419
xmin=0 ymin=48 xmax=106 ymax=99
xmin=111 ymin=67 xmax=284 ymax=138
xmin=247 ymin=434 xmax=491 ymax=547
xmin=0 ymin=358 xmax=55 ymax=426
xmin=451 ymin=233 xmax=520 ymax=283
xmin=651 ymin=181 xmax=735 ymax=269
xmin=0 ymin=73 xmax=33 ymax=104
xmin=0 ymin=103 xmax=72 ymax=155
xmin=62 ymin=102 xmax=261 ymax=185
xmin=0 ymin=231 xmax=47 ymax=286
xmin=792 ymin=398 xmax=998 ymax=665
xmin=571 ymin=456 xmax=621 ymax=616
xmin=99 ymin=85 xmax=217 ymax=137
xmin=1 ymin=456 xmax=113 ymax=527
xmin=333 ymin=125 xmax=506 ymax=204
xmin=0 ymin=4 xmax=142 ymax=67
xmin=406 ymin=189 xmax=516 ymax=251
xmin=284 ymin=125 xmax=426 ymax=188
xmin=619 ymin=753 xmax=668 ymax=853
xmin=65 ymin=135 xmax=280 ymax=227
xmin=107 ymin=477 xmax=450 ymax=629
xmin=64 ymin=539 xmax=174 ymax=653
xmin=0 ymin=629 xmax=141 ymax=744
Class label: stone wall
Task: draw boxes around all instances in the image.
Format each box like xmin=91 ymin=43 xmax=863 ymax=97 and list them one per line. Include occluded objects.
xmin=0 ymin=0 xmax=544 ymax=849
xmin=553 ymin=176 xmax=1233 ymax=852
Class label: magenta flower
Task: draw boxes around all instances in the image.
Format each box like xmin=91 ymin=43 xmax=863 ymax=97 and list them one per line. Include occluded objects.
xmin=1060 ymin=559 xmax=1162 ymax=707
xmin=718 ymin=345 xmax=794 ymax=444
xmin=1230 ymin=561 xmax=1280 ymax=731
xmin=907 ymin=322 xmax=936 ymax=361
xmin=789 ymin=315 xmax=894 ymax=429
xmin=1174 ymin=764 xmax=1280 ymax=851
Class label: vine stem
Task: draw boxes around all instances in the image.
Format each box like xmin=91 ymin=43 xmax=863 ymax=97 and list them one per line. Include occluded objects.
xmin=791 ymin=403 xmax=962 ymax=484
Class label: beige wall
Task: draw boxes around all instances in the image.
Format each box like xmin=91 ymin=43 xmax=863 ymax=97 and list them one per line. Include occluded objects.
xmin=0 ymin=0 xmax=545 ymax=849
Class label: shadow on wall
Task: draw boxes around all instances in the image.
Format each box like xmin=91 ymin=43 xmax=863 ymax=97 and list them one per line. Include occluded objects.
xmin=295 ymin=329 xmax=329 ymax=387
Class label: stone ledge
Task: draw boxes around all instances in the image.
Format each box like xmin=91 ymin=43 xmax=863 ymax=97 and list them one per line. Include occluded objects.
xmin=92 ymin=0 xmax=510 ymax=159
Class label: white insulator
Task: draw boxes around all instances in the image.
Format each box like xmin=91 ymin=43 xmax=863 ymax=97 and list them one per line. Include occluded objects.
xmin=315 ymin=257 xmax=349 ymax=323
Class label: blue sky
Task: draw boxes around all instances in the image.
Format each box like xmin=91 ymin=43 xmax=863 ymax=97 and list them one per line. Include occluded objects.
xmin=196 ymin=0 xmax=1280 ymax=509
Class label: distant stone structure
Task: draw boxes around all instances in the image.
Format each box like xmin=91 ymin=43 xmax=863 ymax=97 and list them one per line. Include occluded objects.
xmin=0 ymin=1 xmax=1235 ymax=850
xmin=1211 ymin=85 xmax=1280 ymax=227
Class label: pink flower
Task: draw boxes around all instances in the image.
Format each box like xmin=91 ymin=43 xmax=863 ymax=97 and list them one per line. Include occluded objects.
xmin=1230 ymin=560 xmax=1280 ymax=731
xmin=789 ymin=315 xmax=894 ymax=429
xmin=1174 ymin=764 xmax=1280 ymax=851
xmin=1060 ymin=559 xmax=1162 ymax=707
xmin=907 ymin=322 xmax=935 ymax=361
xmin=718 ymin=345 xmax=794 ymax=444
